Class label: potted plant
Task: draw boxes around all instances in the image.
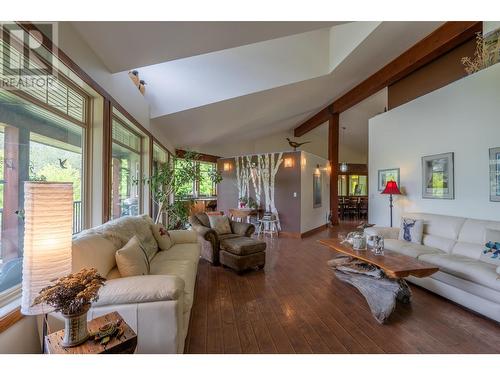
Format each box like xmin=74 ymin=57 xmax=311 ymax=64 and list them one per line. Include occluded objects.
xmin=32 ymin=268 xmax=106 ymax=347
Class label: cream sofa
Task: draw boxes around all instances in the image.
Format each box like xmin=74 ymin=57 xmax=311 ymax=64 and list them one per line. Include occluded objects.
xmin=48 ymin=215 xmax=200 ymax=354
xmin=365 ymin=213 xmax=500 ymax=322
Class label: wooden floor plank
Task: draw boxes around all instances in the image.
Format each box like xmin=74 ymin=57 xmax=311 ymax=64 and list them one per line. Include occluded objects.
xmin=185 ymin=223 xmax=500 ymax=354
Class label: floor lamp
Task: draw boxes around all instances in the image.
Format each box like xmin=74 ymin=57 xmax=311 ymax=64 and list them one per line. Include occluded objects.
xmin=381 ymin=180 xmax=402 ymax=227
xmin=21 ymin=182 xmax=73 ymax=353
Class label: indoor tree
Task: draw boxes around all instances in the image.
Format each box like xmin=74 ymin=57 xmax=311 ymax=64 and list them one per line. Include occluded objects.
xmin=142 ymin=151 xmax=222 ymax=229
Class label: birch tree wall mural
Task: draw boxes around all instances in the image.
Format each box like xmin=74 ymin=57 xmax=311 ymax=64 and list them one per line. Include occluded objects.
xmin=234 ymin=152 xmax=284 ymax=229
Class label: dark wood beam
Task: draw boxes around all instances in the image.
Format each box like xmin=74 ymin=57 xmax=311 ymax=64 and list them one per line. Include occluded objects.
xmin=294 ymin=108 xmax=332 ymax=137
xmin=294 ymin=21 xmax=482 ymax=136
xmin=176 ymin=149 xmax=220 ymax=164
xmin=329 ymin=114 xmax=339 ymax=225
xmin=332 ymin=21 xmax=482 ymax=114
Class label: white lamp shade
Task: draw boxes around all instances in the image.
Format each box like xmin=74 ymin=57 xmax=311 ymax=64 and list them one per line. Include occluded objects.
xmin=21 ymin=182 xmax=73 ymax=315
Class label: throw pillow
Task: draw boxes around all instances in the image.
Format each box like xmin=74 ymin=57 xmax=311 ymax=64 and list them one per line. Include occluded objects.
xmin=208 ymin=215 xmax=232 ymax=235
xmin=480 ymin=228 xmax=500 ymax=266
xmin=152 ymin=223 xmax=173 ymax=251
xmin=398 ymin=217 xmax=424 ymax=244
xmin=115 ymin=236 xmax=150 ymax=277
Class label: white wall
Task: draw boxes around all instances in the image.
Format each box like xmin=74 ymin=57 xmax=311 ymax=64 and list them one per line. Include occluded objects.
xmin=369 ymin=63 xmax=500 ymax=227
xmin=300 ymin=152 xmax=330 ymax=232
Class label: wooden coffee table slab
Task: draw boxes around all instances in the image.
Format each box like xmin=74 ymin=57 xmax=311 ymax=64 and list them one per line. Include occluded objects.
xmin=45 ymin=311 xmax=137 ymax=354
xmin=319 ymin=238 xmax=439 ymax=279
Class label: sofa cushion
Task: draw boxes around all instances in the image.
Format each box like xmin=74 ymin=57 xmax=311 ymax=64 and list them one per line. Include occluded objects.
xmin=419 ymin=253 xmax=500 ymax=292
xmin=106 ymin=267 xmax=121 ymax=280
xmin=152 ymin=224 xmax=173 ymax=251
xmin=220 ymin=237 xmax=266 ymax=256
xmin=398 ymin=217 xmax=424 ymax=244
xmin=458 ymin=219 xmax=500 ymax=245
xmin=384 ymin=239 xmax=443 ymax=259
xmin=149 ymin=259 xmax=197 ymax=312
xmin=452 ymin=242 xmax=484 ymax=260
xmin=479 ymin=228 xmax=500 ymax=266
xmin=115 ymin=236 xmax=150 ymax=277
xmin=422 ymin=234 xmax=456 ymax=253
xmin=80 ymin=214 xmax=159 ymax=261
xmin=195 ymin=213 xmax=210 ymax=227
xmin=404 ymin=213 xmax=465 ymax=240
xmin=72 ymin=234 xmax=117 ymax=276
xmin=219 ymin=233 xmax=241 ymax=240
xmin=208 ymin=215 xmax=232 ymax=235
xmin=151 ymin=243 xmax=200 ymax=265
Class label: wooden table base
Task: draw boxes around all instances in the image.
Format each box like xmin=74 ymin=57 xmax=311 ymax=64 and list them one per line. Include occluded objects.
xmin=328 ymin=256 xmax=412 ymax=324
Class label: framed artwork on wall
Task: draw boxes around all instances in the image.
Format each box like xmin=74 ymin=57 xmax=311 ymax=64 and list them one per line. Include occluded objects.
xmin=489 ymin=147 xmax=500 ymax=202
xmin=313 ymin=173 xmax=322 ymax=208
xmin=378 ymin=168 xmax=400 ymax=191
xmin=422 ymin=152 xmax=454 ymax=199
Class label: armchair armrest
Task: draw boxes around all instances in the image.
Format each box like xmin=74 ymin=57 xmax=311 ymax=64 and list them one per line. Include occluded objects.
xmin=364 ymin=226 xmax=399 ymax=240
xmin=168 ymin=230 xmax=198 ymax=244
xmin=231 ymin=221 xmax=255 ymax=236
xmin=191 ymin=224 xmax=219 ymax=242
xmin=93 ymin=275 xmax=185 ymax=307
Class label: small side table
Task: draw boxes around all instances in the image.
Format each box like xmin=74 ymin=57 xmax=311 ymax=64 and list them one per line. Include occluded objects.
xmin=45 ymin=311 xmax=137 ymax=354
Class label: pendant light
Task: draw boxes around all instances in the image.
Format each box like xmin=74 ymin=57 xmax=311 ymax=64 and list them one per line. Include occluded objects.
xmin=340 ymin=126 xmax=348 ymax=173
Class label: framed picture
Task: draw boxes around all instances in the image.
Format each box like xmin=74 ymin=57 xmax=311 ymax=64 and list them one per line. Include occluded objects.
xmin=489 ymin=147 xmax=500 ymax=202
xmin=422 ymin=152 xmax=454 ymax=199
xmin=313 ymin=173 xmax=322 ymax=208
xmin=378 ymin=168 xmax=400 ymax=191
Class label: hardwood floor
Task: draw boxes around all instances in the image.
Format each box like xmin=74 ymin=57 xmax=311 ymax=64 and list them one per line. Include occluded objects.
xmin=185 ymin=223 xmax=500 ymax=354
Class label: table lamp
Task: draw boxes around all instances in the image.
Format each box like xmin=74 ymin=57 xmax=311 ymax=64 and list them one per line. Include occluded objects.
xmin=381 ymin=180 xmax=401 ymax=227
xmin=21 ymin=182 xmax=73 ymax=349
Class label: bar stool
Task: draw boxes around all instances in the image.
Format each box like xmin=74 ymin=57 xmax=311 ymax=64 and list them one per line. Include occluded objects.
xmin=257 ymin=219 xmax=279 ymax=238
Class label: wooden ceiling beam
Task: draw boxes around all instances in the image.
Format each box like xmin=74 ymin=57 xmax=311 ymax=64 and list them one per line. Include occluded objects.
xmin=294 ymin=107 xmax=332 ymax=137
xmin=294 ymin=21 xmax=482 ymax=137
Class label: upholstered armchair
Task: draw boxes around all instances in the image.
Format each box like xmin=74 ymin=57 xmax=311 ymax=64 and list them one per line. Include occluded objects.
xmin=189 ymin=212 xmax=255 ymax=265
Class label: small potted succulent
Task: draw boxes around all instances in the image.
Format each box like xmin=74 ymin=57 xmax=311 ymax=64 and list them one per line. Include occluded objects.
xmin=33 ymin=268 xmax=106 ymax=347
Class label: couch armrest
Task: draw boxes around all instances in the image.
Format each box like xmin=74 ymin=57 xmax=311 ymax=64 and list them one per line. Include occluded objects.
xmin=168 ymin=230 xmax=198 ymax=244
xmin=364 ymin=226 xmax=399 ymax=240
xmin=230 ymin=221 xmax=255 ymax=237
xmin=93 ymin=275 xmax=185 ymax=307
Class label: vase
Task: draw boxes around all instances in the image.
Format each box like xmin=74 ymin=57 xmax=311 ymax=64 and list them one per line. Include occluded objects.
xmin=61 ymin=304 xmax=90 ymax=347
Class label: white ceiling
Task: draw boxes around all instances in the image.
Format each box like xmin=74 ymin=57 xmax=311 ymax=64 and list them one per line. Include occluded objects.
xmin=71 ymin=21 xmax=342 ymax=73
xmin=71 ymin=21 xmax=445 ymax=153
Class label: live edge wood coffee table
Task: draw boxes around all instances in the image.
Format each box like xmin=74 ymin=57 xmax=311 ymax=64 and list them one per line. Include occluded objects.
xmin=45 ymin=312 xmax=137 ymax=354
xmin=319 ymin=238 xmax=439 ymax=324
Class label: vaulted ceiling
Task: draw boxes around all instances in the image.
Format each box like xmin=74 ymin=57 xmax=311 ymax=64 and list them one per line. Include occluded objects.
xmin=71 ymin=21 xmax=444 ymax=153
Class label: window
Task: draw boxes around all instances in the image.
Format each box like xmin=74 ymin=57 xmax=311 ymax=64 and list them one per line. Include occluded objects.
xmin=349 ymin=175 xmax=367 ymax=196
xmin=198 ymin=162 xmax=216 ymax=197
xmin=338 ymin=174 xmax=367 ymax=196
xmin=152 ymin=142 xmax=170 ymax=223
xmin=0 ymin=89 xmax=85 ymax=304
xmin=110 ymin=110 xmax=146 ymax=219
xmin=174 ymin=159 xmax=217 ymax=199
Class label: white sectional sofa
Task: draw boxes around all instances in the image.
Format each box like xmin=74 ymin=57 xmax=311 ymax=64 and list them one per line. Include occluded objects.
xmin=365 ymin=213 xmax=500 ymax=322
xmin=48 ymin=215 xmax=200 ymax=353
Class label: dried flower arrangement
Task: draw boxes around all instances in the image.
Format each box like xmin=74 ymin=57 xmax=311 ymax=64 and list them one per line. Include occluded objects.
xmin=462 ymin=31 xmax=500 ymax=75
xmin=32 ymin=268 xmax=106 ymax=316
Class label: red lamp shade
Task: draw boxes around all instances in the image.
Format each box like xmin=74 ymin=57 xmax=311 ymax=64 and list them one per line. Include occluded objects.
xmin=381 ymin=180 xmax=402 ymax=195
